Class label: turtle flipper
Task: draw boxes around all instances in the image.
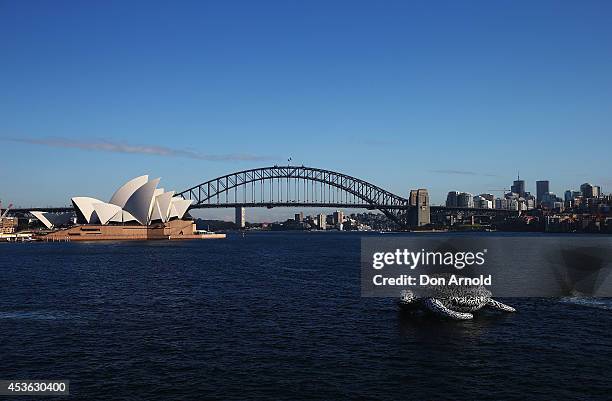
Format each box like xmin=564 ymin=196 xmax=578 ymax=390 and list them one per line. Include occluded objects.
xmin=422 ymin=298 xmax=473 ymax=320
xmin=486 ymin=299 xmax=516 ymax=313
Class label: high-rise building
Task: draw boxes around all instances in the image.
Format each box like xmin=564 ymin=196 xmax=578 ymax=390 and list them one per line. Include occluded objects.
xmin=457 ymin=192 xmax=474 ymax=208
xmin=294 ymin=212 xmax=304 ymax=222
xmin=473 ymin=196 xmax=492 ymax=209
xmin=495 ymin=198 xmax=508 ymax=209
xmin=317 ymin=213 xmax=326 ymax=230
xmin=446 ymin=191 xmax=459 ymax=207
xmin=536 ymin=180 xmax=549 ymax=205
xmin=511 ymin=174 xmax=526 ymax=197
xmin=580 ymin=183 xmax=600 ymax=198
xmin=541 ymin=192 xmax=562 ymax=209
xmin=594 ymin=186 xmax=601 ymax=198
xmin=479 ymin=194 xmax=495 ymax=208
xmin=333 ymin=210 xmax=344 ymax=230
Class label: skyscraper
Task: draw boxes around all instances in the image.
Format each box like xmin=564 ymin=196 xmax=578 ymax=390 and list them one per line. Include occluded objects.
xmin=333 ymin=210 xmax=344 ymax=229
xmin=511 ymin=173 xmax=526 ymax=197
xmin=594 ymin=185 xmax=601 ymax=198
xmin=580 ymin=183 xmax=600 ymax=198
xmin=536 ymin=180 xmax=549 ymax=205
xmin=317 ymin=213 xmax=326 ymax=230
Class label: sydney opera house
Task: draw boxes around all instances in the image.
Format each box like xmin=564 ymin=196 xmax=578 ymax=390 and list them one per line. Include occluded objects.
xmin=70 ymin=175 xmax=192 ymax=226
xmin=38 ymin=175 xmax=223 ymax=241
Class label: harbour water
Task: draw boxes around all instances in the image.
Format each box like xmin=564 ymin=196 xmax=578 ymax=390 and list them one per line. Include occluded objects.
xmin=1 ymin=232 xmax=611 ymax=399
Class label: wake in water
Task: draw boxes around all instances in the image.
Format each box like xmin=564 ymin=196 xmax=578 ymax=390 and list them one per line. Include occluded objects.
xmin=559 ymin=297 xmax=612 ymax=310
xmin=0 ymin=311 xmax=70 ymax=320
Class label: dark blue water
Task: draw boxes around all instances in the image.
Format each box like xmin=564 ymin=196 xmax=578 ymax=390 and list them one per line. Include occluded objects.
xmin=1 ymin=232 xmax=611 ymax=400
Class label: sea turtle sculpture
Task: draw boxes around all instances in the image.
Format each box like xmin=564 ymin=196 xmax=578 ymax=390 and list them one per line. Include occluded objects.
xmin=397 ymin=274 xmax=516 ymax=320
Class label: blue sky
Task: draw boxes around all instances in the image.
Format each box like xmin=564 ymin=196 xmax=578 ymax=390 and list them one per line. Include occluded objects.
xmin=1 ymin=1 xmax=611 ymax=220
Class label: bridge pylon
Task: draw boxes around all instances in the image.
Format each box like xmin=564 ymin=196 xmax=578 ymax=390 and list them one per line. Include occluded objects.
xmin=235 ymin=206 xmax=245 ymax=228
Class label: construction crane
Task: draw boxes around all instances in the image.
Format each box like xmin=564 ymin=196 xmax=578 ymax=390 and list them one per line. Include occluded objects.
xmin=1 ymin=202 xmax=13 ymax=219
xmin=487 ymin=188 xmax=511 ymax=196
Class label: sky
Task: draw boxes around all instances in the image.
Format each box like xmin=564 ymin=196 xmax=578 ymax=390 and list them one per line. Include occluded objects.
xmin=1 ymin=0 xmax=611 ymax=221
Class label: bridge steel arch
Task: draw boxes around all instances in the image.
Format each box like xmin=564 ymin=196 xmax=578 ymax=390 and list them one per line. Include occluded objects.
xmin=175 ymin=166 xmax=411 ymax=227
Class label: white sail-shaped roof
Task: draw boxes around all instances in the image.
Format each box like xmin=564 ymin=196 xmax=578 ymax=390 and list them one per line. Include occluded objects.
xmin=70 ymin=175 xmax=189 ymax=227
xmin=149 ymin=188 xmax=164 ymax=219
xmin=109 ymin=210 xmax=139 ymax=223
xmin=150 ymin=191 xmax=174 ymax=222
xmin=72 ymin=197 xmax=105 ymax=224
xmin=31 ymin=211 xmax=73 ymax=229
xmin=169 ymin=197 xmax=193 ymax=220
xmin=93 ymin=203 xmax=122 ymax=225
xmin=30 ymin=211 xmax=54 ymax=229
xmin=150 ymin=202 xmax=163 ymax=222
xmin=158 ymin=191 xmax=174 ymax=222
xmin=123 ymin=178 xmax=160 ymax=225
xmin=109 ymin=175 xmax=148 ymax=208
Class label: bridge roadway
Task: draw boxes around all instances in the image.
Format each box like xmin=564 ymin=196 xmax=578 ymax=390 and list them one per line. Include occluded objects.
xmin=189 ymin=203 xmax=517 ymax=216
xmin=10 ymin=204 xmax=518 ymax=215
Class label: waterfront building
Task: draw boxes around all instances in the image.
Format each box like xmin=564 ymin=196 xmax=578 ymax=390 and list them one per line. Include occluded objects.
xmin=333 ymin=210 xmax=344 ymax=230
xmin=1 ymin=216 xmax=18 ymax=234
xmin=295 ymin=212 xmax=304 ymax=222
xmin=317 ymin=213 xmax=326 ymax=230
xmin=64 ymin=175 xmax=193 ymax=226
xmin=30 ymin=175 xmax=222 ymax=241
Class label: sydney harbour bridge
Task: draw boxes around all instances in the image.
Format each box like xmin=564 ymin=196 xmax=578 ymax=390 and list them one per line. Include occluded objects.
xmin=11 ymin=165 xmax=517 ymax=229
xmin=174 ymin=166 xmax=516 ymax=229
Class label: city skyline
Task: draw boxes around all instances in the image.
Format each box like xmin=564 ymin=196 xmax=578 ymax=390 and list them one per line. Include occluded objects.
xmin=2 ymin=1 xmax=612 ymax=218
xmin=3 ymin=163 xmax=605 ymax=224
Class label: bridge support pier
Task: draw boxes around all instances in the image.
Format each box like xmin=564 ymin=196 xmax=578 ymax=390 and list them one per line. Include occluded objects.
xmin=407 ymin=189 xmax=430 ymax=227
xmin=235 ymin=206 xmax=245 ymax=228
